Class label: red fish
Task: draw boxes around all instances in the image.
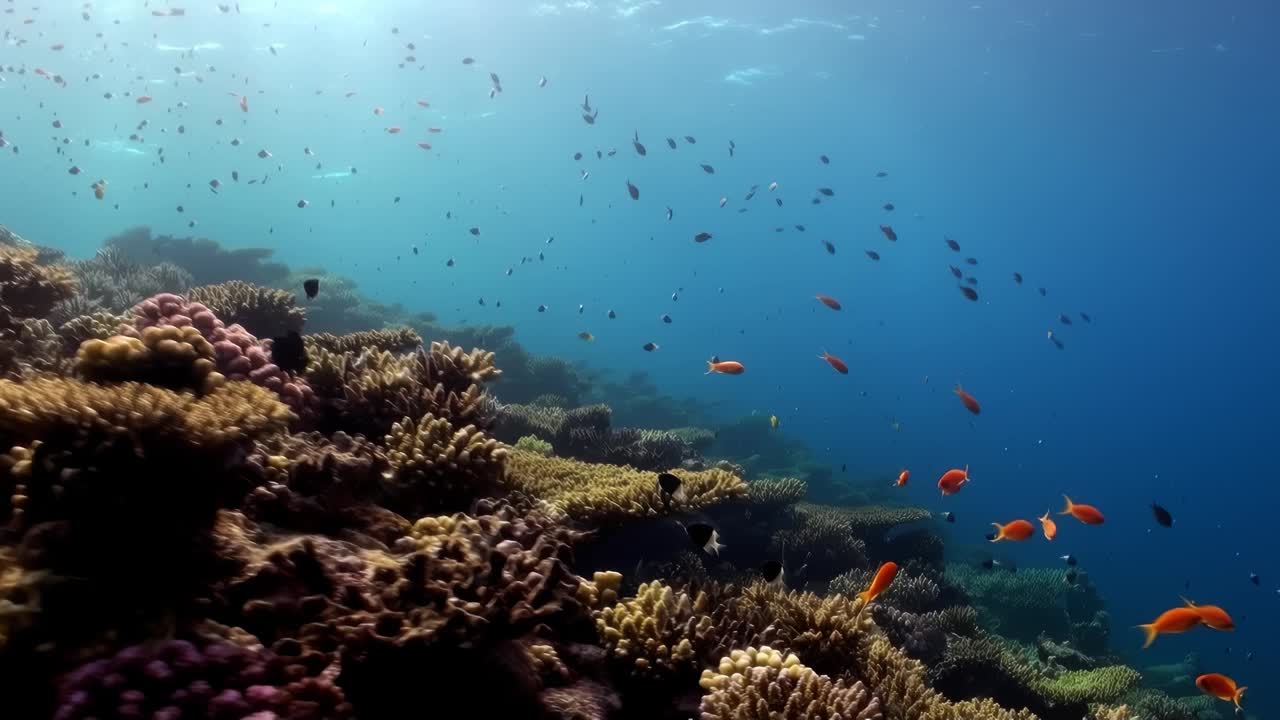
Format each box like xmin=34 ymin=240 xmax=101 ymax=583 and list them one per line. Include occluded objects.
xmin=894 ymin=469 xmax=909 ymax=487
xmin=937 ymin=466 xmax=970 ymax=496
xmin=988 ymin=519 xmax=1035 ymax=542
xmin=858 ymin=562 xmax=898 ymax=603
xmin=1137 ymin=607 xmax=1203 ymax=648
xmin=1060 ymin=495 xmax=1104 ymax=525
xmin=1196 ymin=673 xmax=1246 ymax=709
xmin=816 ymin=294 xmax=842 ymax=310
xmin=1181 ymin=598 xmax=1234 ymax=631
xmin=706 ymin=359 xmax=745 ymax=375
xmin=819 ymin=351 xmax=848 ymax=374
xmin=954 ymin=385 xmax=981 ymax=415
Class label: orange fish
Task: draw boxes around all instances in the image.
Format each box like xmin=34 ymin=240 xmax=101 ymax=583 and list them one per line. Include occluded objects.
xmin=895 ymin=469 xmax=909 ymax=487
xmin=706 ymin=359 xmax=745 ymax=375
xmin=988 ymin=519 xmax=1035 ymax=542
xmin=819 ymin=351 xmax=848 ymax=375
xmin=1196 ymin=673 xmax=1245 ymax=709
xmin=954 ymin=384 xmax=981 ymax=415
xmin=416 ymin=99 xmax=430 ymax=108
xmin=1136 ymin=606 xmax=1203 ymax=649
xmin=417 ymin=142 xmax=432 ymax=150
xmin=816 ymin=294 xmax=842 ymax=310
xmin=1059 ymin=495 xmax=1104 ymax=525
xmin=238 ymin=95 xmax=249 ymax=113
xmin=386 ymin=126 xmax=402 ymax=134
xmin=937 ymin=466 xmax=970 ymax=496
xmin=1038 ymin=510 xmax=1057 ymax=540
xmin=858 ymin=561 xmax=898 ymax=603
xmin=136 ymin=95 xmax=153 ymax=104
xmin=1181 ymin=598 xmax=1234 ymax=631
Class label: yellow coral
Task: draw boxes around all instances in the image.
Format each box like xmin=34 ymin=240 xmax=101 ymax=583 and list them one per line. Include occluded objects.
xmin=595 ymin=581 xmax=717 ymax=680
xmin=305 ymin=327 xmax=422 ymax=355
xmin=383 ymin=413 xmax=508 ymax=510
xmin=76 ymin=326 xmax=223 ymax=391
xmin=504 ymin=449 xmax=746 ymax=524
xmin=699 ymin=646 xmax=883 ymax=720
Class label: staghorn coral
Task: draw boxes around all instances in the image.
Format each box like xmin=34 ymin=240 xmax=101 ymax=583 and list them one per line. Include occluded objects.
xmin=0 ymin=318 xmax=73 ymax=378
xmin=305 ymin=327 xmax=422 ymax=355
xmin=495 ymin=401 xmax=567 ymax=442
xmin=188 ymin=280 xmax=307 ymax=338
xmin=75 ymin=326 xmax=223 ymax=392
xmin=1088 ymin=705 xmax=1135 ymax=720
xmin=770 ymin=504 xmax=870 ymax=582
xmin=699 ymin=646 xmax=883 ymax=720
xmin=63 ymin=246 xmax=195 ymax=317
xmin=53 ymin=638 xmax=352 ymax=720
xmin=830 ymin=569 xmax=942 ymax=615
xmin=382 ymin=413 xmax=510 ymax=513
xmin=504 ymin=449 xmax=746 ymax=525
xmin=870 ymin=605 xmax=947 ymax=664
xmin=746 ymin=476 xmax=808 ymax=512
xmin=0 ymin=244 xmax=78 ymax=326
xmin=515 ymin=434 xmax=554 ymax=456
xmin=55 ymin=310 xmax=130 ymax=353
xmin=1117 ymin=689 xmax=1225 ymax=720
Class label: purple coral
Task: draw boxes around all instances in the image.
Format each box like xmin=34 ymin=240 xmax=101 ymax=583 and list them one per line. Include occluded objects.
xmin=131 ymin=293 xmax=312 ymax=411
xmin=54 ymin=639 xmax=351 ymax=720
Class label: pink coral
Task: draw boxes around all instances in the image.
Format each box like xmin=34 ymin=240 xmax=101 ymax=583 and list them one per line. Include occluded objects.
xmin=130 ymin=293 xmax=313 ymax=411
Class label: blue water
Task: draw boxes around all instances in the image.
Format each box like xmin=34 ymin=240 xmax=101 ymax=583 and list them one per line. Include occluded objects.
xmin=4 ymin=0 xmax=1278 ymax=714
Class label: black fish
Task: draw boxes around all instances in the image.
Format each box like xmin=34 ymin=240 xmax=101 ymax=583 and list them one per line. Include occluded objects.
xmin=579 ymin=194 xmax=584 ymax=207
xmin=1013 ymin=272 xmax=1023 ymax=284
xmin=700 ymin=164 xmax=715 ymax=174
xmin=965 ymin=277 xmax=978 ymax=286
xmin=880 ymin=225 xmax=897 ymax=241
xmin=943 ymin=511 xmax=955 ymax=523
xmin=1062 ymin=554 xmax=1077 ymax=566
xmin=1059 ymin=314 xmax=1073 ymax=325
xmin=959 ymin=286 xmax=979 ymax=302
xmin=761 ymin=559 xmax=784 ymax=585
xmin=883 ymin=203 xmax=895 ymax=211
xmin=642 ymin=341 xmax=658 ymax=351
xmin=685 ymin=522 xmax=723 ymax=556
xmin=661 ymin=314 xmax=672 ymax=324
xmin=875 ymin=171 xmax=888 ymax=177
xmin=633 ymin=131 xmax=646 ymax=156
xmin=949 ymin=265 xmax=963 ymax=279
xmin=1151 ymin=501 xmax=1173 ymax=528
xmin=1080 ymin=312 xmax=1092 ymax=323
xmin=964 ymin=257 xmax=978 ymax=265
xmin=694 ymin=232 xmax=712 ymax=243
xmin=573 ymin=152 xmax=582 ymax=161
xmin=446 ymin=258 xmax=455 ymax=267
xmin=583 ymin=109 xmax=598 ymax=124
xmin=865 ymin=250 xmax=880 ymax=261
xmin=776 ymin=198 xmax=783 ymax=207
xmin=608 ymin=309 xmax=617 ymax=319
xmin=946 ymin=237 xmax=961 ymax=251
xmin=1250 ymin=572 xmax=1260 ymax=586
xmin=666 ymin=137 xmax=677 ymax=149
xmin=537 ymin=304 xmax=547 ymax=313
xmin=684 ymin=135 xmax=697 ymax=144
xmin=795 ymin=224 xmax=805 ymax=232
xmin=1048 ymin=331 xmax=1064 ymax=350
xmin=822 ymin=240 xmax=836 ymax=255
xmin=302 ymin=278 xmax=320 ymax=299
xmin=1038 ymin=287 xmax=1047 ymax=297
xmin=626 ymin=180 xmax=639 ymax=200
xmin=469 ymin=227 xmax=481 ymax=236
xmin=817 ymin=187 xmax=834 ymax=197
xmin=656 ymin=472 xmax=684 ymax=500
xmin=666 ymin=207 xmax=673 ymax=221
xmin=270 ymin=331 xmax=307 ymax=373
xmin=819 ymin=154 xmax=830 ymax=164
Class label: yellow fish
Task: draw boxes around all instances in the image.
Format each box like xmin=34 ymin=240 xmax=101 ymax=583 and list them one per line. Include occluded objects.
xmin=770 ymin=415 xmax=779 ymax=429
xmin=577 ymin=331 xmax=595 ymax=342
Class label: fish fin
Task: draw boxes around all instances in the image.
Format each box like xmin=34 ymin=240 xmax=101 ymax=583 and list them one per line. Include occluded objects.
xmin=988 ymin=523 xmax=1003 ymax=542
xmin=856 ymin=590 xmax=870 ymax=603
xmin=1040 ymin=510 xmax=1050 ymax=521
xmin=1137 ymin=623 xmax=1158 ymax=649
xmin=1180 ymin=596 xmax=1197 ymax=608
xmin=1235 ymin=687 xmax=1246 ymax=707
xmin=1059 ymin=494 xmax=1073 ymax=515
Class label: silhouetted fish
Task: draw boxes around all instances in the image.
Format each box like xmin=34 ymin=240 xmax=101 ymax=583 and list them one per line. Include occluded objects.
xmin=270 ymin=331 xmax=307 ymax=373
xmin=302 ymin=278 xmax=319 ymax=299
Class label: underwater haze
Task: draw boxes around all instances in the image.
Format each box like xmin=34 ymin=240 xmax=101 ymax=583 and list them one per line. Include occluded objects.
xmin=2 ymin=0 xmax=1279 ymax=718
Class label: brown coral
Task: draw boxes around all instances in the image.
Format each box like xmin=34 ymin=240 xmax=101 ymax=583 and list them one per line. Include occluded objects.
xmin=382 ymin=413 xmax=510 ymax=513
xmin=504 ymin=449 xmax=746 ymax=525
xmin=305 ymin=327 xmax=422 ymax=355
xmin=0 ymin=318 xmax=73 ymax=379
xmin=188 ymin=279 xmax=307 ymax=338
xmin=699 ymin=646 xmax=883 ymax=720
xmin=76 ymin=326 xmax=223 ymax=391
xmin=0 ymin=244 xmax=77 ymax=325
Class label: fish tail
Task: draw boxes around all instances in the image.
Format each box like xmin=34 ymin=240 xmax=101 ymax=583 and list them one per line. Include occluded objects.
xmin=1059 ymin=494 xmax=1073 ymax=515
xmin=988 ymin=523 xmax=1004 ymax=542
xmin=1040 ymin=509 xmax=1050 ymax=521
xmin=856 ymin=589 xmax=870 ymax=603
xmin=706 ymin=360 xmax=715 ymax=375
xmin=1235 ymin=687 xmax=1246 ymax=707
xmin=1137 ymin=623 xmax=1158 ymax=649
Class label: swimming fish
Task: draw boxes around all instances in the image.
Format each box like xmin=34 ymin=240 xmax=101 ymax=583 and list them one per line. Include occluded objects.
xmin=954 ymin=385 xmax=981 ymax=415
xmin=1137 ymin=607 xmax=1203 ymax=648
xmin=959 ymin=286 xmax=979 ymax=301
xmin=700 ymin=164 xmax=715 ymax=174
xmin=819 ymin=351 xmax=848 ymax=375
xmin=942 ymin=511 xmax=955 ymax=523
xmin=694 ymin=232 xmax=712 ymax=243
xmin=937 ymin=466 xmax=970 ymax=496
xmin=883 ymin=203 xmax=895 ymax=211
xmin=822 ymin=240 xmax=836 ymax=255
xmin=633 ymin=130 xmax=646 ymax=156
xmin=1060 ymin=495 xmax=1105 ymax=525
xmin=1151 ymin=501 xmax=1174 ymax=528
xmin=577 ymin=331 xmax=595 ymax=342
xmin=1182 ymin=598 xmax=1235 ymax=631
xmin=706 ymin=359 xmax=745 ymax=375
xmin=666 ymin=137 xmax=677 ymax=149
xmin=1062 ymin=555 xmax=1077 ymax=566
xmin=815 ymin=294 xmax=842 ymax=311
xmin=666 ymin=207 xmax=674 ymax=221
xmin=685 ymin=523 xmax=724 ymax=556
xmin=626 ymin=180 xmax=639 ymax=200
xmin=945 ymin=237 xmax=961 ymax=251
xmin=91 ymin=180 xmax=107 ymax=200
xmin=866 ymin=250 xmax=881 ymax=261
xmin=642 ymin=342 xmax=659 ymax=352
xmin=1038 ymin=511 xmax=1057 ymax=541
xmin=661 ymin=314 xmax=673 ymax=324
xmin=608 ymin=310 xmax=617 ymax=319
xmin=269 ymin=331 xmax=307 ymax=374
xmin=1196 ymin=673 xmax=1246 ymax=709
xmin=761 ymin=559 xmax=784 ymax=588
xmin=879 ymin=225 xmax=897 ymax=241
xmin=684 ymin=135 xmax=697 ymax=144
xmin=1013 ymin=272 xmax=1023 ymax=284
xmin=895 ymin=469 xmax=909 ymax=487
xmin=858 ymin=562 xmax=899 ymax=604
xmin=656 ymin=472 xmax=685 ymax=502
xmin=817 ymin=187 xmax=834 ymax=197
xmin=949 ymin=265 xmax=963 ymax=278
xmin=988 ymin=520 xmax=1035 ymax=542
xmin=302 ymin=278 xmax=320 ymax=299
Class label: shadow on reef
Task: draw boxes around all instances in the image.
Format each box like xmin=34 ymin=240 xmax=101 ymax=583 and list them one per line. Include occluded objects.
xmin=0 ymin=225 xmax=1226 ymax=720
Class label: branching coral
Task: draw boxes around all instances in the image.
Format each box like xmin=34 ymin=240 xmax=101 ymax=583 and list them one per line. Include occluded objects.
xmin=62 ymin=246 xmax=194 ymax=317
xmin=515 ymin=434 xmax=554 ymax=456
xmin=0 ymin=318 xmax=73 ymax=378
xmin=770 ymin=504 xmax=870 ymax=582
xmin=55 ymin=311 xmax=130 ymax=353
xmin=188 ymin=280 xmax=307 ymax=338
xmin=746 ymin=476 xmax=807 ymax=512
xmin=504 ymin=449 xmax=746 ymax=525
xmin=830 ymin=569 xmax=942 ymax=615
xmin=495 ymin=401 xmax=698 ymax=471
xmin=305 ymin=327 xmax=422 ymax=355
xmin=0 ymin=244 xmax=77 ymax=326
xmin=945 ymin=565 xmax=1108 ymax=647
xmin=699 ymin=646 xmax=883 ymax=720
xmin=1116 ymin=689 xmax=1224 ymax=720
xmin=382 ymin=413 xmax=509 ymax=513
xmin=76 ymin=326 xmax=223 ymax=391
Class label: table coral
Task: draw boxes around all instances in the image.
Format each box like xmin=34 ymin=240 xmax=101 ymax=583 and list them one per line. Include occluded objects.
xmin=699 ymin=646 xmax=883 ymax=720
xmin=304 ymin=327 xmax=422 ymax=355
xmin=746 ymin=476 xmax=808 ymax=512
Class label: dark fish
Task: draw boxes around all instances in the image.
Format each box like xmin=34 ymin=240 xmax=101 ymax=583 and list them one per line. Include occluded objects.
xmin=883 ymin=203 xmax=895 ymax=211
xmin=573 ymin=152 xmax=582 ymax=161
xmin=945 ymin=237 xmax=960 ymax=251
xmin=579 ymin=194 xmax=584 ymax=206
xmin=656 ymin=472 xmax=684 ymax=500
xmin=959 ymin=286 xmax=979 ymax=302
xmin=1080 ymin=312 xmax=1092 ymax=323
xmin=296 ymin=198 xmax=308 ymax=208
xmin=1062 ymin=554 xmax=1077 ymax=566
xmin=666 ymin=137 xmax=677 ymax=149
xmin=942 ymin=511 xmax=955 ymax=523
xmin=661 ymin=314 xmax=672 ymax=324
xmin=68 ymin=166 xmax=82 ymax=175
xmin=537 ymin=304 xmax=547 ymax=313
xmin=626 ymin=180 xmax=640 ymax=200
xmin=642 ymin=341 xmax=659 ymax=352
xmin=879 ymin=225 xmax=897 ymax=241
xmin=817 ymin=187 xmax=834 ymax=197
xmin=794 ymin=224 xmax=805 ymax=232
xmin=1250 ymin=573 xmax=1260 ymax=586
xmin=1151 ymin=501 xmax=1173 ymax=528
xmin=700 ymin=164 xmax=715 ymax=174
xmin=633 ymin=131 xmax=646 ymax=156
xmin=462 ymin=57 xmax=475 ymax=64
xmin=1048 ymin=331 xmax=1064 ymax=350
xmin=269 ymin=331 xmax=307 ymax=373
xmin=761 ymin=559 xmax=784 ymax=586
xmin=446 ymin=258 xmax=455 ymax=267
xmin=1065 ymin=569 xmax=1078 ymax=585
xmin=1013 ymin=272 xmax=1023 ymax=284
xmin=965 ymin=277 xmax=978 ymax=286
xmin=596 ymin=150 xmax=603 ymax=159
xmin=875 ymin=171 xmax=888 ymax=178
xmin=1039 ymin=287 xmax=1047 ymax=296
xmin=666 ymin=207 xmax=674 ymax=221
xmin=608 ymin=309 xmax=617 ymax=319
xmin=822 ymin=240 xmax=836 ymax=255
xmin=581 ymin=94 xmax=592 ymax=112
xmin=819 ymin=154 xmax=830 ymax=164
xmin=684 ymin=135 xmax=697 ymax=144
xmin=1059 ymin=314 xmax=1073 ymax=325
xmin=776 ymin=198 xmax=783 ymax=207
xmin=583 ymin=110 xmax=598 ymax=124
xmin=965 ymin=257 xmax=978 ymax=265
xmin=302 ymin=278 xmax=320 ymax=299
xmin=685 ymin=522 xmax=723 ymax=556
xmin=865 ymin=250 xmax=880 ymax=261
xmin=257 ymin=148 xmax=272 ymax=159
xmin=694 ymin=232 xmax=712 ymax=243
xmin=469 ymin=227 xmax=481 ymax=236
xmin=811 ymin=198 xmax=822 ymax=205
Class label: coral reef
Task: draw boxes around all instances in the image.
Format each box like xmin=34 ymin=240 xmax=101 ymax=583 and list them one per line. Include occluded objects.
xmin=382 ymin=413 xmax=509 ymax=513
xmin=496 ymin=401 xmax=698 ymax=471
xmin=106 ymin=227 xmax=289 ymax=287
xmin=699 ymin=646 xmax=883 ymax=720
xmin=745 ymin=476 xmax=808 ymax=513
xmin=58 ymin=245 xmax=194 ymax=320
xmin=0 ymin=244 xmax=77 ymax=327
xmin=76 ymin=326 xmax=222 ymax=391
xmin=188 ymin=280 xmax=307 ymax=338
xmin=0 ymin=318 xmax=73 ymax=378
xmin=515 ymin=434 xmax=554 ymax=456
xmin=305 ymin=327 xmax=422 ymax=355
